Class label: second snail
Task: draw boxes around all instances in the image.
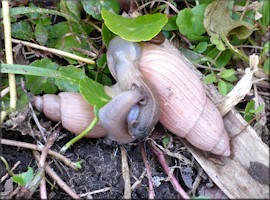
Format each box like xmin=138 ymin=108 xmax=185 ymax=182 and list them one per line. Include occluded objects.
xmin=33 ymin=36 xmax=230 ymax=156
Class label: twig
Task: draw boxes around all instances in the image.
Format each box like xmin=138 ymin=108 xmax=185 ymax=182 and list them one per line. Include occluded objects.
xmin=1 ymin=139 xmax=79 ymax=170
xmin=37 ymin=127 xmax=61 ymax=199
xmin=32 ymin=151 xmax=81 ymax=199
xmin=140 ymin=142 xmax=155 ymax=199
xmin=0 ymin=161 xmax=20 ymax=183
xmin=2 ymin=0 xmax=17 ymax=124
xmin=79 ymin=187 xmax=111 ymax=198
xmin=11 ymin=38 xmax=95 ymax=64
xmin=1 ymin=87 xmax=10 ymax=97
xmin=120 ymin=146 xmax=131 ymax=199
xmin=131 ymin=169 xmax=147 ymax=190
xmin=150 ymin=142 xmax=190 ymax=199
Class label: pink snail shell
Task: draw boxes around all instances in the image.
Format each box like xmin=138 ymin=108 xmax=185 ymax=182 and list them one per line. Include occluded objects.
xmin=139 ymin=40 xmax=230 ymax=156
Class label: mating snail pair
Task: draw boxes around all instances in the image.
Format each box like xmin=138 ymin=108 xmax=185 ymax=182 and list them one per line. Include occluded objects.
xmin=33 ymin=36 xmax=230 ymax=156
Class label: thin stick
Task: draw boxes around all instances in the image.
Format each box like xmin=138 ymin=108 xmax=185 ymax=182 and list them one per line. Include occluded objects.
xmin=1 ymin=139 xmax=78 ymax=170
xmin=120 ymin=146 xmax=131 ymax=199
xmin=0 ymin=161 xmax=20 ymax=183
xmin=32 ymin=151 xmax=81 ymax=199
xmin=79 ymin=187 xmax=111 ymax=197
xmin=2 ymin=0 xmax=17 ymax=118
xmin=150 ymin=142 xmax=190 ymax=199
xmin=11 ymin=38 xmax=95 ymax=64
xmin=1 ymin=87 xmax=10 ymax=97
xmin=140 ymin=143 xmax=155 ymax=199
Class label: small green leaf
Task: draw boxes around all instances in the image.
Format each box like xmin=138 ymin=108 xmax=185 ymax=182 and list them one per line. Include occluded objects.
xmin=102 ymin=23 xmax=115 ymax=47
xmin=218 ymin=79 xmax=227 ymax=96
xmin=254 ymin=104 xmax=265 ymax=114
xmin=11 ymin=21 xmax=34 ymax=40
xmin=79 ymin=77 xmax=111 ymax=109
xmin=162 ymin=135 xmax=170 ymax=147
xmin=210 ymin=34 xmax=226 ymax=51
xmin=101 ymin=9 xmax=168 ymax=42
xmin=82 ymin=0 xmax=120 ymax=21
xmin=26 ymin=58 xmax=59 ymax=95
xmin=176 ymin=4 xmax=207 ymax=40
xmin=220 ymin=69 xmax=236 ymax=79
xmin=192 ymin=195 xmax=211 ymax=200
xmin=207 ymin=48 xmax=232 ymax=68
xmin=12 ymin=167 xmax=34 ymax=186
xmin=263 ymin=58 xmax=269 ymax=75
xmin=35 ymin=24 xmax=48 ymax=45
xmin=203 ymin=73 xmax=217 ymax=84
xmin=55 ymin=66 xmax=86 ymax=92
xmin=244 ymin=100 xmax=255 ymax=122
xmin=66 ymin=0 xmax=82 ymax=20
xmin=195 ymin=42 xmax=208 ymax=53
xmin=263 ymin=41 xmax=269 ymax=54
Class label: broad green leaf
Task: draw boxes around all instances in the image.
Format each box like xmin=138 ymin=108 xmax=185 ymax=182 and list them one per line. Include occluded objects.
xmin=225 ymin=81 xmax=234 ymax=93
xmin=79 ymin=77 xmax=111 ymax=109
xmin=82 ymin=0 xmax=120 ymax=21
xmin=220 ymin=69 xmax=236 ymax=79
xmin=55 ymin=66 xmax=87 ymax=92
xmin=101 ymin=9 xmax=168 ymax=42
xmin=263 ymin=58 xmax=269 ymax=75
xmin=26 ymin=58 xmax=59 ymax=95
xmin=207 ymin=48 xmax=232 ymax=68
xmin=65 ymin=0 xmax=82 ymax=20
xmin=12 ymin=167 xmax=34 ymax=186
xmin=35 ymin=24 xmax=48 ymax=45
xmin=203 ymin=73 xmax=217 ymax=84
xmin=162 ymin=15 xmax=178 ymax=31
xmin=218 ymin=79 xmax=227 ymax=96
xmin=102 ymin=23 xmax=115 ymax=47
xmin=195 ymin=42 xmax=208 ymax=53
xmin=11 ymin=21 xmax=34 ymax=40
xmin=204 ymin=1 xmax=254 ymax=39
xmin=176 ymin=4 xmax=207 ymax=40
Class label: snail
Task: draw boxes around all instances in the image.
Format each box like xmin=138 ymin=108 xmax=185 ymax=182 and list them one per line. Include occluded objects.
xmin=33 ymin=36 xmax=230 ymax=156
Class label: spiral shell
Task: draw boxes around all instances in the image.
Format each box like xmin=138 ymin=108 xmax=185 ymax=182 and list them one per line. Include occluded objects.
xmin=139 ymin=40 xmax=230 ymax=156
xmin=33 ymin=92 xmax=107 ymax=138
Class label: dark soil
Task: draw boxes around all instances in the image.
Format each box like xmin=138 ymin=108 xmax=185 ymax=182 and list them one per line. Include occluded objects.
xmin=1 ymin=126 xmax=187 ymax=199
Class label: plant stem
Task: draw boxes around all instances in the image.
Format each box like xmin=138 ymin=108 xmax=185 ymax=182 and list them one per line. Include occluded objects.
xmin=60 ymin=116 xmax=99 ymax=153
xmin=2 ymin=0 xmax=17 ymax=118
xmin=11 ymin=39 xmax=95 ymax=64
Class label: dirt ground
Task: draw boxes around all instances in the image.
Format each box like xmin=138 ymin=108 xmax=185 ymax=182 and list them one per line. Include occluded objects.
xmin=1 ymin=121 xmax=195 ymax=199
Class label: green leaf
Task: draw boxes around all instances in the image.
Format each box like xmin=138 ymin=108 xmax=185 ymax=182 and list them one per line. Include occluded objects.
xmin=55 ymin=66 xmax=87 ymax=92
xmin=82 ymin=0 xmax=120 ymax=21
xmin=64 ymin=0 xmax=82 ymax=20
xmin=192 ymin=195 xmax=211 ymax=200
xmin=220 ymin=69 xmax=236 ymax=79
xmin=207 ymin=48 xmax=232 ymax=68
xmin=255 ymin=104 xmax=265 ymax=114
xmin=102 ymin=23 xmax=115 ymax=47
xmin=210 ymin=34 xmax=226 ymax=51
xmin=11 ymin=21 xmax=34 ymax=40
xmin=204 ymin=1 xmax=254 ymax=39
xmin=263 ymin=58 xmax=269 ymax=75
xmin=79 ymin=77 xmax=111 ymax=109
xmin=195 ymin=42 xmax=208 ymax=53
xmin=244 ymin=100 xmax=255 ymax=122
xmin=26 ymin=58 xmax=59 ymax=95
xmin=260 ymin=0 xmax=270 ymax=27
xmin=176 ymin=4 xmax=207 ymax=40
xmin=12 ymin=167 xmax=34 ymax=186
xmin=101 ymin=9 xmax=168 ymax=42
xmin=218 ymin=79 xmax=227 ymax=96
xmin=162 ymin=135 xmax=170 ymax=147
xmin=54 ymin=35 xmax=90 ymax=64
xmin=35 ymin=24 xmax=48 ymax=45
xmin=203 ymin=73 xmax=217 ymax=84
xmin=162 ymin=15 xmax=178 ymax=31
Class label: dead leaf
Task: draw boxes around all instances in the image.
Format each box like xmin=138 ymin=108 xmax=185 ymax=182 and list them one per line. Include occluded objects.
xmin=204 ymin=1 xmax=254 ymax=39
